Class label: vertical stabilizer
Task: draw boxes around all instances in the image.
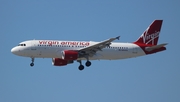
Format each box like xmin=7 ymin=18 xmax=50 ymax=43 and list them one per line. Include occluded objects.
xmin=134 ymin=20 xmax=163 ymax=45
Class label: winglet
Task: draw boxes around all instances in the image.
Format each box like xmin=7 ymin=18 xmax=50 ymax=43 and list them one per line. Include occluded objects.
xmin=116 ymin=36 xmax=120 ymax=40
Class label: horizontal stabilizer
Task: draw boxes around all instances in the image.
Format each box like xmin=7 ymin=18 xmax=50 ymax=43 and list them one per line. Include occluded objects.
xmin=145 ymin=43 xmax=168 ymax=51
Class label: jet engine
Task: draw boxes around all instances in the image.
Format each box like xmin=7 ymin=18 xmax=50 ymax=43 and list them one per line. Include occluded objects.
xmin=52 ymin=58 xmax=68 ymax=66
xmin=62 ymin=50 xmax=78 ymax=60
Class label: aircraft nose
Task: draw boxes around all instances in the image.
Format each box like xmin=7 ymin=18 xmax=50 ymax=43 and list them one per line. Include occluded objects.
xmin=11 ymin=47 xmax=19 ymax=55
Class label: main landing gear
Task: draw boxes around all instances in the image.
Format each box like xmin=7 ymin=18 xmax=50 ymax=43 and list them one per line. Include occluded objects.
xmin=77 ymin=60 xmax=92 ymax=71
xmin=85 ymin=61 xmax=91 ymax=67
xmin=30 ymin=58 xmax=34 ymax=67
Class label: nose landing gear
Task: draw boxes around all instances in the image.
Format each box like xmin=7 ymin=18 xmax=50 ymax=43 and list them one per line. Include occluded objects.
xmin=30 ymin=63 xmax=34 ymax=66
xmin=30 ymin=58 xmax=34 ymax=67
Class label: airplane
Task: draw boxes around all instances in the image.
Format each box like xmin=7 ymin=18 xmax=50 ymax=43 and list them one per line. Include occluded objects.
xmin=11 ymin=20 xmax=167 ymax=70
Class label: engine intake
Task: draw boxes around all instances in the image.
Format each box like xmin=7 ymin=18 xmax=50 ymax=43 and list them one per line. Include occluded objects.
xmin=62 ymin=50 xmax=78 ymax=60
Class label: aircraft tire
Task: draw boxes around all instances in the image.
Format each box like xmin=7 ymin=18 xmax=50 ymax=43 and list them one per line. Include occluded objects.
xmin=78 ymin=65 xmax=84 ymax=70
xmin=30 ymin=63 xmax=34 ymax=67
xmin=85 ymin=61 xmax=91 ymax=67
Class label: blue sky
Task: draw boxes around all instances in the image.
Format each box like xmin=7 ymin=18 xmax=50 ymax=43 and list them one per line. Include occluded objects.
xmin=1 ymin=0 xmax=180 ymax=102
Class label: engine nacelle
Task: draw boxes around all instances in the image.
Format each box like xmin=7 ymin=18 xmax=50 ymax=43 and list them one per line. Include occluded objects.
xmin=52 ymin=58 xmax=68 ymax=66
xmin=62 ymin=50 xmax=78 ymax=60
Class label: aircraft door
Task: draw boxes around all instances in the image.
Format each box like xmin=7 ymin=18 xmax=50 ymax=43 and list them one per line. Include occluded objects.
xmin=31 ymin=40 xmax=37 ymax=50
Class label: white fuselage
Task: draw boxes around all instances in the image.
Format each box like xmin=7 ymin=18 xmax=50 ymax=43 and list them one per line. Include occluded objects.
xmin=11 ymin=40 xmax=146 ymax=60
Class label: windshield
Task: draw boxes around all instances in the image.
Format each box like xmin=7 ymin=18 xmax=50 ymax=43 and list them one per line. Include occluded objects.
xmin=18 ymin=44 xmax=26 ymax=46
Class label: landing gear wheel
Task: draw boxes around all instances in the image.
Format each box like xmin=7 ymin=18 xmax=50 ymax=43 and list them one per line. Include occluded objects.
xmin=30 ymin=63 xmax=34 ymax=67
xmin=78 ymin=65 xmax=84 ymax=70
xmin=30 ymin=58 xmax=35 ymax=67
xmin=85 ymin=61 xmax=91 ymax=67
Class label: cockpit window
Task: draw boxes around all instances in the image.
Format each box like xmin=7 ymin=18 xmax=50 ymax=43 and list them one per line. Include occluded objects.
xmin=18 ymin=44 xmax=26 ymax=46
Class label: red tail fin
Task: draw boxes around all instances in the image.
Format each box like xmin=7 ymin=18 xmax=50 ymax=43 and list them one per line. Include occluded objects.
xmin=134 ymin=20 xmax=163 ymax=45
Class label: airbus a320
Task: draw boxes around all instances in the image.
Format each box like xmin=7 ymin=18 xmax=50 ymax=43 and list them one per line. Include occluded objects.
xmin=11 ymin=20 xmax=167 ymax=70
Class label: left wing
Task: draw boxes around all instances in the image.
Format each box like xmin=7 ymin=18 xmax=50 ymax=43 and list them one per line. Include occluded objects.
xmin=78 ymin=36 xmax=120 ymax=57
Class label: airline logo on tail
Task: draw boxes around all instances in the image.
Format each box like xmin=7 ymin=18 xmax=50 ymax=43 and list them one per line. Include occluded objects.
xmin=134 ymin=20 xmax=167 ymax=55
xmin=142 ymin=27 xmax=160 ymax=45
xmin=134 ymin=20 xmax=163 ymax=45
